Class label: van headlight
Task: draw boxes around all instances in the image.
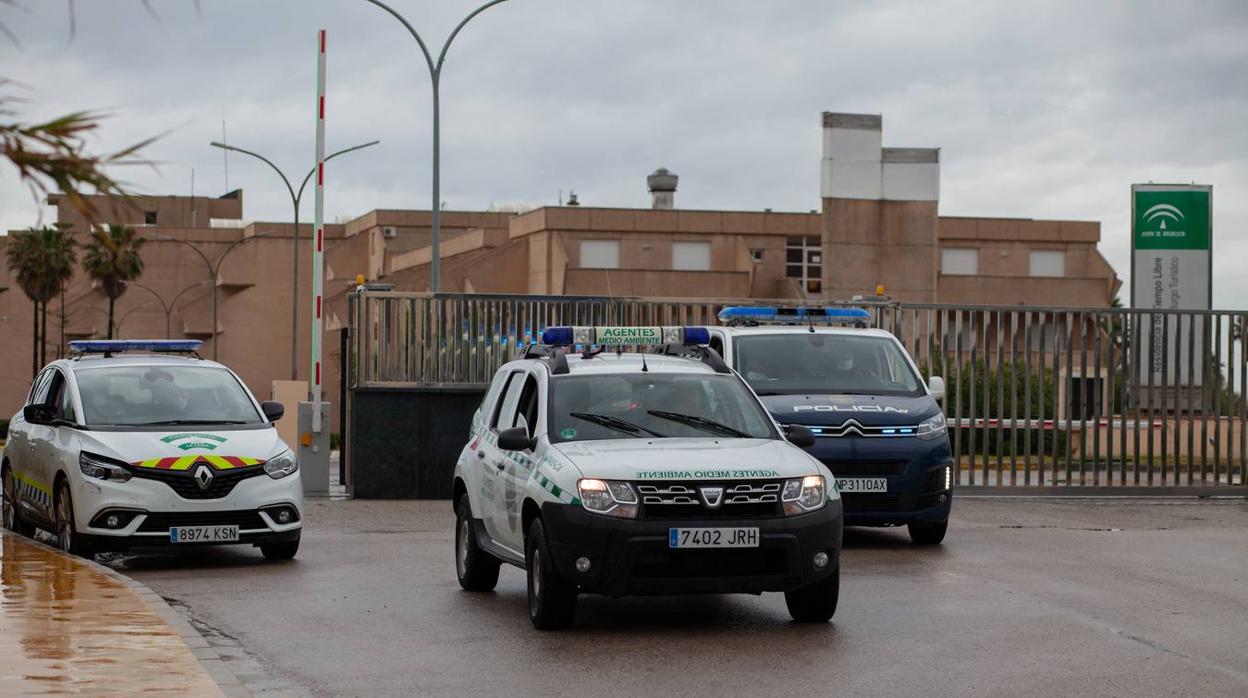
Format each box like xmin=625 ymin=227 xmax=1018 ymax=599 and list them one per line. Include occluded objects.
xmin=781 ymin=475 xmax=827 ymax=515
xmin=264 ymin=451 xmax=299 ymax=480
xmin=577 ymin=479 xmax=638 ymax=519
xmin=79 ymin=452 xmax=132 ymax=483
xmin=915 ymin=413 xmax=948 ymax=440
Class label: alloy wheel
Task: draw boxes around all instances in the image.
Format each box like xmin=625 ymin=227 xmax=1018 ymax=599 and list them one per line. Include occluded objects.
xmin=56 ymin=489 xmax=73 ymax=553
xmin=1 ymin=471 xmax=14 ymax=530
xmin=456 ymin=518 xmax=470 ymax=578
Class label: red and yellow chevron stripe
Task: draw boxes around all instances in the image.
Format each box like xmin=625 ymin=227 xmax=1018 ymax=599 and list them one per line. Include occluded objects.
xmin=130 ymin=455 xmax=264 ymax=471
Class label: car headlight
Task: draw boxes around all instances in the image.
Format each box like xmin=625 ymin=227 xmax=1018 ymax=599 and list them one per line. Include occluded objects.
xmin=915 ymin=412 xmax=948 ymax=441
xmin=577 ymin=478 xmax=638 ymax=519
xmin=79 ymin=452 xmax=132 ymax=483
xmin=264 ymin=451 xmax=299 ymax=480
xmin=781 ymin=475 xmax=826 ymax=515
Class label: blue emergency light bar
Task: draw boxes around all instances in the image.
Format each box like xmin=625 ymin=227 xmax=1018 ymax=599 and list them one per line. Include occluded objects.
xmin=717 ymin=306 xmax=870 ymax=323
xmin=69 ymin=339 xmax=204 ymax=355
xmin=539 ymin=326 xmax=710 ymax=347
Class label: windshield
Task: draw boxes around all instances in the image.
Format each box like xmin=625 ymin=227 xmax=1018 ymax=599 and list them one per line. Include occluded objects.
xmin=75 ymin=365 xmax=264 ymax=427
xmin=548 ymin=373 xmax=777 ymax=443
xmin=733 ymin=333 xmax=924 ymax=397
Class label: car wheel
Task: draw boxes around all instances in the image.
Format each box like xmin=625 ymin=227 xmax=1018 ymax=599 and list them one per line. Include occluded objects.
xmin=784 ymin=565 xmax=840 ymax=622
xmin=525 ymin=518 xmax=577 ymax=630
xmin=455 ymin=498 xmax=500 ymax=592
xmin=2 ymin=467 xmax=35 ymax=537
xmin=908 ymin=520 xmax=948 ymax=545
xmin=55 ymin=483 xmax=95 ymax=559
xmin=260 ymin=535 xmax=301 ymax=561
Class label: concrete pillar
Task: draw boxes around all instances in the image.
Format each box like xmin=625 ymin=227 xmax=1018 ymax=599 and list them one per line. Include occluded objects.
xmin=819 ymin=112 xmax=941 ymax=302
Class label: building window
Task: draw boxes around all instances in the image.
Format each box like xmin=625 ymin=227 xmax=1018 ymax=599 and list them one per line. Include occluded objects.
xmin=580 ymin=240 xmax=619 ymax=269
xmin=144 ymin=210 xmax=158 ymax=225
xmin=672 ymin=241 xmax=710 ymax=271
xmin=1029 ymin=250 xmax=1065 ymax=277
xmin=785 ymin=236 xmax=822 ymax=294
xmin=941 ymin=248 xmax=978 ymax=275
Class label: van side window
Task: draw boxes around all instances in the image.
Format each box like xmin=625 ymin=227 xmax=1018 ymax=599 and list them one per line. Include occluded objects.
xmin=709 ymin=335 xmax=725 ymax=359
xmin=491 ymin=371 xmax=526 ymax=431
xmin=56 ymin=375 xmax=77 ymax=423
xmin=28 ymin=369 xmax=54 ymax=406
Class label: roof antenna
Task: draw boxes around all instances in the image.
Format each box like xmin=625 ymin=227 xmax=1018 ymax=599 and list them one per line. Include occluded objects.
xmin=808 ymin=311 xmax=816 ymax=334
xmin=641 ymin=352 xmax=649 ymax=373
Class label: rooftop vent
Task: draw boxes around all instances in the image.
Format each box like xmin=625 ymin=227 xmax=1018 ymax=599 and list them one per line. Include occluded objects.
xmin=647 ymin=167 xmax=678 ymax=210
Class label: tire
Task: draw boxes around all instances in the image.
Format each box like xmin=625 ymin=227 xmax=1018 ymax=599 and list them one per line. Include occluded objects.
xmin=785 ymin=565 xmax=840 ymax=623
xmin=2 ymin=467 xmax=36 ymax=537
xmin=455 ymin=498 xmax=500 ymax=592
xmin=908 ymin=520 xmax=948 ymax=545
xmin=260 ymin=535 xmax=301 ymax=561
xmin=525 ymin=518 xmax=577 ymax=630
xmin=55 ymin=483 xmax=96 ymax=559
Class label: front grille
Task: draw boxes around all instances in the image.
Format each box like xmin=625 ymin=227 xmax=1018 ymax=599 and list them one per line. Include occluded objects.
xmin=130 ymin=464 xmax=265 ymax=500
xmin=137 ymin=510 xmax=267 ymax=532
xmin=821 ymin=459 xmax=909 ymax=477
xmin=636 ymin=480 xmax=784 ymax=519
xmin=632 ymin=548 xmax=788 ymax=579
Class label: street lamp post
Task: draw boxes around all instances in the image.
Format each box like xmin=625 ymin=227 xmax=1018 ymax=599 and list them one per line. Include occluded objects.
xmin=360 ymin=0 xmax=510 ymax=293
xmin=151 ymin=233 xmax=270 ymax=360
xmin=209 ymin=140 xmax=379 ymax=380
xmin=130 ymin=281 xmax=211 ymax=338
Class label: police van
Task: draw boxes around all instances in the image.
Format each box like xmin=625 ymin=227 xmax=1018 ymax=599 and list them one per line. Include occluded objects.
xmin=2 ymin=340 xmax=303 ymax=560
xmin=452 ymin=326 xmax=843 ymax=630
xmin=695 ymin=307 xmax=953 ymax=544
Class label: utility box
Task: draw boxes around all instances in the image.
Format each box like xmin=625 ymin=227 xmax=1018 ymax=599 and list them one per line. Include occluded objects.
xmin=297 ymin=401 xmax=331 ymax=496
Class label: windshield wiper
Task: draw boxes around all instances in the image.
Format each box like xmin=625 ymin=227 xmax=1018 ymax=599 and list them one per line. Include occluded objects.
xmin=646 ymin=410 xmax=751 ymax=438
xmin=137 ymin=419 xmax=250 ymax=426
xmin=569 ymin=412 xmax=665 ymax=438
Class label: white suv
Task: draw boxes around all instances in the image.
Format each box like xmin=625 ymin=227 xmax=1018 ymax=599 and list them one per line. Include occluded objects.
xmin=453 ymin=326 xmax=843 ymax=630
xmin=1 ymin=340 xmax=302 ymax=560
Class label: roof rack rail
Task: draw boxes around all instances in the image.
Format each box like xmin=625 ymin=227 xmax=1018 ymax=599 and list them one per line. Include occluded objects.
xmin=652 ymin=343 xmax=731 ymax=374
xmin=517 ymin=343 xmax=569 ymax=374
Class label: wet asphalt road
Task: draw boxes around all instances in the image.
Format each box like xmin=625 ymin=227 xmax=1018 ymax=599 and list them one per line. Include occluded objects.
xmin=103 ymin=498 xmax=1248 ymax=697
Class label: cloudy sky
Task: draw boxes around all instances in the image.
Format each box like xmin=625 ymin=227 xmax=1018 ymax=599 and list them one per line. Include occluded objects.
xmin=2 ymin=0 xmax=1246 ymax=305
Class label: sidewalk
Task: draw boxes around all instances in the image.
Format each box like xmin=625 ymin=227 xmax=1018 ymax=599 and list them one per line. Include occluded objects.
xmin=0 ymin=531 xmax=225 ymax=696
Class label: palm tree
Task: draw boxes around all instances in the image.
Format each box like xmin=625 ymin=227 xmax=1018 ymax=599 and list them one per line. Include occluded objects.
xmin=82 ymin=224 xmax=144 ymax=339
xmin=5 ymin=224 xmax=77 ymax=374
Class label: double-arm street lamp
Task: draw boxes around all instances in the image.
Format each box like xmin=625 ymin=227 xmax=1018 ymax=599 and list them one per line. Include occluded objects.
xmin=151 ymin=232 xmax=271 ymax=360
xmin=129 ymin=281 xmax=211 ymax=339
xmin=360 ymin=0 xmax=510 ymax=293
xmin=209 ymin=139 xmax=380 ymax=380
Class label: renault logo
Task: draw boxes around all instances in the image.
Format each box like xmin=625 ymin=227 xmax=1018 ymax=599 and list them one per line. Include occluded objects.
xmin=699 ymin=486 xmax=724 ymax=509
xmin=193 ymin=464 xmax=215 ymax=491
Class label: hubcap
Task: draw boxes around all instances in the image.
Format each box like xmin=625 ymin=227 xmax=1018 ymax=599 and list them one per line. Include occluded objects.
xmin=531 ymin=548 xmax=542 ymax=600
xmin=56 ymin=491 xmax=71 ymax=552
xmin=2 ymin=473 xmax=14 ymax=529
xmin=456 ymin=518 xmax=469 ymax=577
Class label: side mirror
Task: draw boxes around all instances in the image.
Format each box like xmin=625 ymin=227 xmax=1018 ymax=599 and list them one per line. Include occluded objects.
xmin=784 ymin=424 xmax=816 ymax=449
xmin=928 ymin=376 xmax=946 ymax=402
xmin=22 ymin=403 xmax=54 ymax=425
xmin=497 ymin=426 xmax=535 ymax=452
xmin=261 ymin=401 xmax=285 ymax=422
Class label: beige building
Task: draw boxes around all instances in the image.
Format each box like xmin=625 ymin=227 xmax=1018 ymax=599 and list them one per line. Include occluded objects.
xmin=0 ymin=111 xmax=1120 ymax=427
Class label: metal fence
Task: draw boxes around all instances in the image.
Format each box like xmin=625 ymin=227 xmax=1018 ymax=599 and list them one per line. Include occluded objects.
xmin=347 ymin=291 xmax=1247 ymax=494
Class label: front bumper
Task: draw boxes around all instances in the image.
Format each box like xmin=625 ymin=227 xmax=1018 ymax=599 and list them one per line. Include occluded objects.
xmin=71 ymin=470 xmax=303 ymax=551
xmin=539 ymin=500 xmax=843 ymax=597
xmin=804 ymin=435 xmax=954 ymax=526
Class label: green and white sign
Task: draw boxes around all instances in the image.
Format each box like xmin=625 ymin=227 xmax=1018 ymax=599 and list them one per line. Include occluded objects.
xmin=595 ymin=326 xmax=662 ymax=344
xmin=1131 ymin=184 xmax=1212 ymax=386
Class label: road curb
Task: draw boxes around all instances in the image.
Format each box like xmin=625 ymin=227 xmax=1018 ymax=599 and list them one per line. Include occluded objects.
xmin=25 ymin=536 xmax=251 ymax=698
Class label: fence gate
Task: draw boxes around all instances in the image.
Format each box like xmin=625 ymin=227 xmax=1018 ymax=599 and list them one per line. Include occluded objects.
xmin=345 ymin=292 xmax=1246 ymax=497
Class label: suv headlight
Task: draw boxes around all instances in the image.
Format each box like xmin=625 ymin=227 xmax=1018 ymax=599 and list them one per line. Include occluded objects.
xmin=264 ymin=451 xmax=299 ymax=480
xmin=915 ymin=412 xmax=948 ymax=441
xmin=577 ymin=479 xmax=638 ymax=519
xmin=79 ymin=452 xmax=132 ymax=483
xmin=781 ymin=475 xmax=826 ymax=515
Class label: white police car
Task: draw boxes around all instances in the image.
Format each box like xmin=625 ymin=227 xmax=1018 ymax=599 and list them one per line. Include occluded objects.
xmin=1 ymin=340 xmax=302 ymax=560
xmin=696 ymin=307 xmax=953 ymax=544
xmin=453 ymin=326 xmax=843 ymax=630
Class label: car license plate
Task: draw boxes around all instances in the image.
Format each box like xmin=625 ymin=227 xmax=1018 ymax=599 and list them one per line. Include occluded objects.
xmin=668 ymin=527 xmax=759 ymax=549
xmin=169 ymin=525 xmax=239 ymax=543
xmin=837 ymin=477 xmax=888 ymax=493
